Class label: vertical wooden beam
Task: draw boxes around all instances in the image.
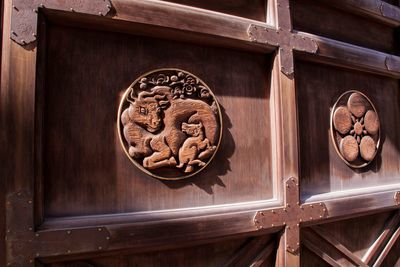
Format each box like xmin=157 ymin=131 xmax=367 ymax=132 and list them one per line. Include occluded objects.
xmin=275 ymin=0 xmax=299 ymax=266
xmin=1 ymin=0 xmax=11 ymax=266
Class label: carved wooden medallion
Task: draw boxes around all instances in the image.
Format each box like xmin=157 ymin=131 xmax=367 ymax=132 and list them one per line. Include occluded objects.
xmin=118 ymin=69 xmax=222 ymax=180
xmin=330 ymin=91 xmax=380 ymax=168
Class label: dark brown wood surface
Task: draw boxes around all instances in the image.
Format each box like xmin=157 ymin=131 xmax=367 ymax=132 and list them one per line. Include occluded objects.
xmin=1 ymin=0 xmax=400 ymax=266
xmin=43 ymin=23 xmax=273 ymax=217
xmin=296 ymin=60 xmax=400 ymax=197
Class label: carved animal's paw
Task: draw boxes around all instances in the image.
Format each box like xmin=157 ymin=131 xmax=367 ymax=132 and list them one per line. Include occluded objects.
xmin=208 ymin=146 xmax=217 ymax=151
xmin=143 ymin=157 xmax=150 ymax=168
xmin=169 ymin=157 xmax=177 ymax=166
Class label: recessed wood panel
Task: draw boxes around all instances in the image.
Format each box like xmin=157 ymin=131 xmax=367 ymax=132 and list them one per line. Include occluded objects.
xmin=162 ymin=0 xmax=267 ymax=22
xmin=42 ymin=24 xmax=274 ymax=217
xmin=296 ymin=60 xmax=400 ymax=196
xmin=46 ymin=235 xmax=277 ymax=267
xmin=291 ymin=0 xmax=399 ymax=55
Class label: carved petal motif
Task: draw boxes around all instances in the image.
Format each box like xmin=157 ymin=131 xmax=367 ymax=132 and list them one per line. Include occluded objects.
xmin=331 ymin=90 xmax=380 ymax=168
xmin=333 ymin=106 xmax=352 ymax=135
xmin=360 ymin=136 xmax=376 ymax=161
xmin=339 ymin=135 xmax=359 ymax=162
xmin=347 ymin=92 xmax=367 ymax=118
xmin=364 ymin=110 xmax=379 ymax=135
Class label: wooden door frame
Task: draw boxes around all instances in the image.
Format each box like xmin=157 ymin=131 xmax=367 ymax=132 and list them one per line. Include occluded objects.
xmin=1 ymin=0 xmax=400 ymax=266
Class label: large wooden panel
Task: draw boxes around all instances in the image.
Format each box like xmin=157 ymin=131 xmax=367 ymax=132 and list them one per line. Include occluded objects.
xmin=42 ymin=23 xmax=274 ymax=217
xmin=291 ymin=0 xmax=399 ymax=55
xmin=47 ymin=235 xmax=276 ymax=267
xmin=296 ymin=60 xmax=400 ymax=196
xmin=162 ymin=0 xmax=267 ymax=22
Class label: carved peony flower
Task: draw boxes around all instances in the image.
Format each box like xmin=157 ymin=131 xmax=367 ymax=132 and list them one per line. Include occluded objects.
xmin=332 ymin=92 xmax=380 ymax=164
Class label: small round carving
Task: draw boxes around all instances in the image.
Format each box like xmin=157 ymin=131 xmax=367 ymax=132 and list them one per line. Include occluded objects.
xmin=347 ymin=92 xmax=367 ymax=118
xmin=333 ymin=106 xmax=352 ymax=134
xmin=330 ymin=90 xmax=380 ymax=168
xmin=360 ymin=136 xmax=376 ymax=161
xmin=364 ymin=110 xmax=379 ymax=135
xmin=340 ymin=136 xmax=359 ymax=162
xmin=117 ymin=69 xmax=222 ymax=180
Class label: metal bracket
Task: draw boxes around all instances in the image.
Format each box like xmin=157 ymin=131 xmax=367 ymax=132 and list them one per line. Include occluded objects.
xmin=254 ymin=177 xmax=328 ymax=255
xmin=385 ymin=55 xmax=400 ymax=73
xmin=395 ymin=191 xmax=400 ymax=206
xmin=11 ymin=0 xmax=112 ymax=45
xmin=6 ymin=190 xmax=111 ymax=266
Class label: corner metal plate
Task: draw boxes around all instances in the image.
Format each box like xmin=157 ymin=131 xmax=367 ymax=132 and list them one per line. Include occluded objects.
xmin=11 ymin=0 xmax=112 ymax=45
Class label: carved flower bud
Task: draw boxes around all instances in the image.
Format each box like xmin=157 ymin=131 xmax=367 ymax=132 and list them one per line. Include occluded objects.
xmin=178 ymin=72 xmax=185 ymax=78
xmin=171 ymin=75 xmax=178 ymax=82
xmin=140 ymin=77 xmax=147 ymax=83
xmin=140 ymin=83 xmax=147 ymax=89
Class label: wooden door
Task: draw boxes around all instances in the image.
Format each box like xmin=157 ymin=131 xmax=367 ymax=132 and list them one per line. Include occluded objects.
xmin=1 ymin=0 xmax=400 ymax=266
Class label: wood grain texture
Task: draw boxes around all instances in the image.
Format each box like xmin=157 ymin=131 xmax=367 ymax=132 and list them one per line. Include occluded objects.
xmin=296 ymin=60 xmax=400 ymax=197
xmin=161 ymin=0 xmax=267 ymax=22
xmin=43 ymin=24 xmax=273 ymax=217
xmin=46 ymin=236 xmax=276 ymax=267
xmin=291 ymin=0 xmax=398 ymax=55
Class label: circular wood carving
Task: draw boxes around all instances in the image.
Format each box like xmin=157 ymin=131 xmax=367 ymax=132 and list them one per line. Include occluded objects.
xmin=117 ymin=69 xmax=222 ymax=180
xmin=330 ymin=91 xmax=380 ymax=168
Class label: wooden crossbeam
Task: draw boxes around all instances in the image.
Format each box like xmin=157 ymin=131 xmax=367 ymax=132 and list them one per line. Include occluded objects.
xmin=302 ymin=231 xmax=342 ymax=267
xmin=373 ymin=225 xmax=400 ymax=267
xmin=363 ymin=210 xmax=400 ymax=265
xmin=310 ymin=226 xmax=367 ymax=267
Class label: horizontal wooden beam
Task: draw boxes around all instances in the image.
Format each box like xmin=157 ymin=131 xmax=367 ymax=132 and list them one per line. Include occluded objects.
xmin=109 ymin=0 xmax=275 ymax=52
xmin=320 ymin=0 xmax=400 ymax=27
xmin=296 ymin=32 xmax=400 ymax=79
xmin=304 ymin=188 xmax=400 ymax=223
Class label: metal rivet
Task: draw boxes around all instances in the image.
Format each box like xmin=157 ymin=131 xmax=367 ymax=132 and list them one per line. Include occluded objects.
xmin=29 ymin=259 xmax=34 ymax=263
xmin=28 ymin=227 xmax=33 ymax=231
xmin=323 ymin=208 xmax=326 ymax=212
xmin=67 ymin=230 xmax=71 ymax=234
xmin=98 ymin=228 xmax=102 ymax=231
xmin=70 ymin=8 xmax=74 ymax=12
xmin=310 ymin=204 xmax=313 ymax=208
xmin=67 ymin=250 xmax=71 ymax=253
xmin=271 ymin=210 xmax=274 ymax=213
xmin=28 ymin=200 xmax=32 ymax=204
xmin=36 ymin=253 xmax=40 ymax=257
xmin=271 ymin=223 xmax=274 ymax=227
xmin=310 ymin=217 xmax=313 ymax=220
xmin=35 ymin=233 xmax=40 ymax=237
xmin=99 ymin=12 xmax=102 ymax=15
xmin=106 ymin=236 xmax=110 ymax=240
xmin=98 ymin=246 xmax=103 ymax=250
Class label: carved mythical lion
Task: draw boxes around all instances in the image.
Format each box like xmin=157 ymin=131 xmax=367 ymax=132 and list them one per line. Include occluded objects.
xmin=121 ymin=86 xmax=219 ymax=171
